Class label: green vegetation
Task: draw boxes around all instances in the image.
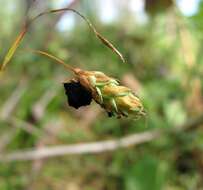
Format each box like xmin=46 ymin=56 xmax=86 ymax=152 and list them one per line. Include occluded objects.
xmin=0 ymin=0 xmax=203 ymax=189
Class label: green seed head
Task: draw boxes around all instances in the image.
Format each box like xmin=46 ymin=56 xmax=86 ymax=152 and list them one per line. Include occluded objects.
xmin=76 ymin=70 xmax=145 ymax=118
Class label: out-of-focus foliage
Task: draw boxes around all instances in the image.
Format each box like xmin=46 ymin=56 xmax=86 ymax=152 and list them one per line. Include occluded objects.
xmin=0 ymin=0 xmax=203 ymax=190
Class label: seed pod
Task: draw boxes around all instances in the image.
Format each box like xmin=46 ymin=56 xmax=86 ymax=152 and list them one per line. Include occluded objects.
xmin=72 ymin=69 xmax=145 ymax=118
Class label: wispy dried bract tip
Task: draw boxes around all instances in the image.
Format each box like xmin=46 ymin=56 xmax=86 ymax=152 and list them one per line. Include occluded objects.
xmin=74 ymin=70 xmax=145 ymax=118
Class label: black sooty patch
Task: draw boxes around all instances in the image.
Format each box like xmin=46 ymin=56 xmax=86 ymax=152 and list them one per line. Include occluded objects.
xmin=107 ymin=112 xmax=113 ymax=117
xmin=64 ymin=81 xmax=92 ymax=109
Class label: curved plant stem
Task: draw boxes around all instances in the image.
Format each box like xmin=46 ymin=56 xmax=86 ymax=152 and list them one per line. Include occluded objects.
xmin=24 ymin=49 xmax=76 ymax=73
xmin=0 ymin=8 xmax=125 ymax=71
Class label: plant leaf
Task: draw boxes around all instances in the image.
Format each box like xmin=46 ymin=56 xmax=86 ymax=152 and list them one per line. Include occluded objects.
xmin=0 ymin=27 xmax=27 ymax=71
xmin=0 ymin=8 xmax=126 ymax=71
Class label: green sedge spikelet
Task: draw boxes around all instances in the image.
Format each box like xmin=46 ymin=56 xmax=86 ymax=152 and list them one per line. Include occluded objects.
xmin=74 ymin=69 xmax=145 ymax=118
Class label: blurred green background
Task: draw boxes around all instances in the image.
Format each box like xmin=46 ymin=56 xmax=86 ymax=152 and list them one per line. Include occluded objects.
xmin=0 ymin=0 xmax=203 ymax=189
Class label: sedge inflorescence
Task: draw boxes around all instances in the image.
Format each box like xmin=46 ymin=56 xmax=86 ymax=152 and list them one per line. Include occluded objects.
xmin=64 ymin=69 xmax=145 ymax=118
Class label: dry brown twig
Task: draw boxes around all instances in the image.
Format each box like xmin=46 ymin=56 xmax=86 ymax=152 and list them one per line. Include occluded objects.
xmin=0 ymin=113 xmax=203 ymax=162
xmin=0 ymin=79 xmax=27 ymax=120
xmin=0 ymin=129 xmax=161 ymax=162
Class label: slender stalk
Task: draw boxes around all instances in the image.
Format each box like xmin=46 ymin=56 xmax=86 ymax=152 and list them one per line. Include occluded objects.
xmin=29 ymin=8 xmax=125 ymax=63
xmin=0 ymin=8 xmax=125 ymax=71
xmin=25 ymin=49 xmax=76 ymax=73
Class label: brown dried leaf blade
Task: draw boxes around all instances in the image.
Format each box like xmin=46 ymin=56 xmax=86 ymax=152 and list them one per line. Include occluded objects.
xmin=0 ymin=27 xmax=27 ymax=71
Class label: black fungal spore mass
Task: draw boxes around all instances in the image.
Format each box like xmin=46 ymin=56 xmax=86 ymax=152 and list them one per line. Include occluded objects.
xmin=64 ymin=81 xmax=92 ymax=109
